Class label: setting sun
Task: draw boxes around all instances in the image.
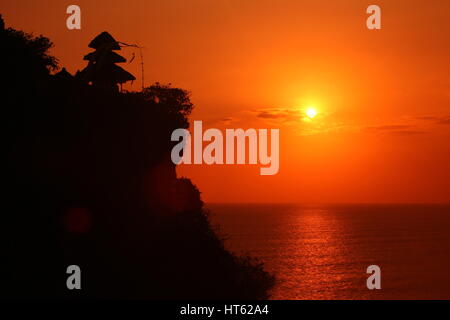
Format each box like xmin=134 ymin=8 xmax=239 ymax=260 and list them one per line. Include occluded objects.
xmin=3 ymin=0 xmax=450 ymax=302
xmin=306 ymin=108 xmax=318 ymax=119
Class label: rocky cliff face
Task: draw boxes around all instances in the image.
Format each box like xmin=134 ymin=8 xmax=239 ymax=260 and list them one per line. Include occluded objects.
xmin=2 ymin=16 xmax=274 ymax=299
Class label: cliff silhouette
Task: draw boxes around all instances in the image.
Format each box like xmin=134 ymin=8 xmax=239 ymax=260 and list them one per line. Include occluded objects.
xmin=1 ymin=14 xmax=274 ymax=299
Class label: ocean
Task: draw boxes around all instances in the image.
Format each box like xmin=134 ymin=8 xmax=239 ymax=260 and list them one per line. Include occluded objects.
xmin=206 ymin=203 xmax=450 ymax=300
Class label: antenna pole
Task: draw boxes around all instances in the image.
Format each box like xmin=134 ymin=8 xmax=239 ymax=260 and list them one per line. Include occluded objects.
xmin=118 ymin=41 xmax=145 ymax=92
xmin=140 ymin=48 xmax=144 ymax=91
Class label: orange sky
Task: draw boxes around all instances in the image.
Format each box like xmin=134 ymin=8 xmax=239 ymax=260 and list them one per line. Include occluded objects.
xmin=2 ymin=0 xmax=450 ymax=203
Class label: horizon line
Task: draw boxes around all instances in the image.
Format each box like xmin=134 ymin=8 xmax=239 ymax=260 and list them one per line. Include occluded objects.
xmin=205 ymin=202 xmax=450 ymax=206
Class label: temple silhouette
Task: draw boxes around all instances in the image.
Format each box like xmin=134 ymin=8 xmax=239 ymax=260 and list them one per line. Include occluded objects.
xmin=77 ymin=32 xmax=135 ymax=91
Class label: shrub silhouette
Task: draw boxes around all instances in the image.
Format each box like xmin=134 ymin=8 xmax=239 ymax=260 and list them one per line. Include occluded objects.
xmin=1 ymin=14 xmax=274 ymax=299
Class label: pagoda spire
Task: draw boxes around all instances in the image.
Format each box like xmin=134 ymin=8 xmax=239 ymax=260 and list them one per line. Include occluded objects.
xmin=79 ymin=32 xmax=135 ymax=91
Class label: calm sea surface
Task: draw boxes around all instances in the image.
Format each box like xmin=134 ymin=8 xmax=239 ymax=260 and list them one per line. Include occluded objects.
xmin=207 ymin=204 xmax=450 ymax=300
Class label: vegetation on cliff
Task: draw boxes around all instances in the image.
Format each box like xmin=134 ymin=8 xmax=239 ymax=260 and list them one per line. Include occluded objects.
xmin=1 ymin=14 xmax=274 ymax=299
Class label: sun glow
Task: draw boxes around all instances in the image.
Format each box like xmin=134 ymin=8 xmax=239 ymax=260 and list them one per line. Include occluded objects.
xmin=306 ymin=107 xmax=318 ymax=119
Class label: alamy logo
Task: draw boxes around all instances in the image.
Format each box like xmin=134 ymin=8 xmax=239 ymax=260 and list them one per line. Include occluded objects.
xmin=66 ymin=265 xmax=81 ymax=290
xmin=366 ymin=5 xmax=381 ymax=30
xmin=366 ymin=265 xmax=381 ymax=290
xmin=66 ymin=5 xmax=81 ymax=30
xmin=171 ymin=121 xmax=279 ymax=175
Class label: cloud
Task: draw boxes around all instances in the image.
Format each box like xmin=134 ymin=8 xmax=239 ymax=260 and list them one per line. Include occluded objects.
xmin=365 ymin=124 xmax=427 ymax=136
xmin=254 ymin=108 xmax=303 ymax=122
xmin=211 ymin=106 xmax=448 ymax=137
xmin=389 ymin=130 xmax=427 ymax=136
xmin=437 ymin=116 xmax=450 ymax=125
xmin=218 ymin=117 xmax=236 ymax=125
xmin=414 ymin=115 xmax=450 ymax=126
xmin=204 ymin=116 xmax=239 ymax=127
xmin=248 ymin=106 xmax=356 ymax=136
xmin=257 ymin=111 xmax=283 ymax=119
xmin=366 ymin=125 xmax=414 ymax=131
